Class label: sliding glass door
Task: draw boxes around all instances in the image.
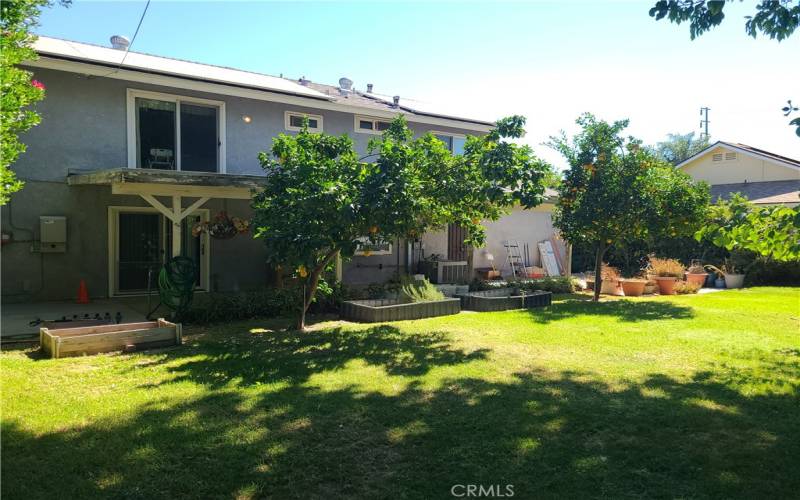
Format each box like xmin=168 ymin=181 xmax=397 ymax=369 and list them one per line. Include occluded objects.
xmin=131 ymin=90 xmax=224 ymax=173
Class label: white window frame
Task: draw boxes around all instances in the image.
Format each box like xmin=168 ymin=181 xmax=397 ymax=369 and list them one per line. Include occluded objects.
xmin=431 ymin=131 xmax=467 ymax=154
xmin=354 ymin=237 xmax=393 ymax=256
xmin=126 ymin=88 xmax=227 ymax=173
xmin=354 ymin=115 xmax=392 ymax=135
xmin=285 ymin=111 xmax=324 ymax=132
xmin=107 ymin=206 xmax=211 ymax=297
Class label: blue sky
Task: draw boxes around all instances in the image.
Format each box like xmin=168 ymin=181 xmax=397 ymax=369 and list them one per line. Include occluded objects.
xmin=36 ymin=1 xmax=800 ymax=167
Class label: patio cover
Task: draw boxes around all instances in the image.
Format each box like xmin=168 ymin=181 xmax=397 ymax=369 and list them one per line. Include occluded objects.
xmin=68 ymin=168 xmax=265 ymax=256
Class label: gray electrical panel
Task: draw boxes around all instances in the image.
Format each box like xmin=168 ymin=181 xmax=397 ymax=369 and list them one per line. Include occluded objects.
xmin=40 ymin=216 xmax=67 ymax=253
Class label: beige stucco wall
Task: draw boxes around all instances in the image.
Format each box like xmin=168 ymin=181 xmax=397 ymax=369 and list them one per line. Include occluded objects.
xmin=681 ymin=146 xmax=800 ymax=184
xmin=420 ymin=204 xmax=567 ymax=277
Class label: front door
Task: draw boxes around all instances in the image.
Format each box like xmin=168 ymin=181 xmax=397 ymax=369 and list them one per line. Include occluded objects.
xmin=447 ymin=224 xmax=469 ymax=261
xmin=113 ymin=209 xmax=208 ymax=294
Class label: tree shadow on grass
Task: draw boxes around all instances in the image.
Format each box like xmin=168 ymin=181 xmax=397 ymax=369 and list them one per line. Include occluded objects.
xmin=528 ymin=296 xmax=695 ymax=324
xmin=139 ymin=324 xmax=489 ymax=388
xmin=4 ymin=351 xmax=798 ymax=499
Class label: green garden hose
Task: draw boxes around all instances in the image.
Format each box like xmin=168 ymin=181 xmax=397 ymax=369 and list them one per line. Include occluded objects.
xmin=156 ymin=256 xmax=197 ymax=320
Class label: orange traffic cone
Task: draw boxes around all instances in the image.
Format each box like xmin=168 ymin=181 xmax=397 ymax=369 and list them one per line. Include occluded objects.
xmin=76 ymin=279 xmax=90 ymax=304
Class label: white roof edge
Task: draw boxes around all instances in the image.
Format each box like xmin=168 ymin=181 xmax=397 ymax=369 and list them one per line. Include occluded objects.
xmin=29 ymin=35 xmax=494 ymax=131
xmin=676 ymin=141 xmax=800 ymax=172
xmin=25 ymin=55 xmax=493 ymax=133
xmin=32 ymin=36 xmax=332 ymax=100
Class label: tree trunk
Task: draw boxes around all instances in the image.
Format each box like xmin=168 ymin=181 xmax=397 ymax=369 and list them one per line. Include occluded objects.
xmin=593 ymin=242 xmax=606 ymax=302
xmin=296 ymin=249 xmax=340 ymax=331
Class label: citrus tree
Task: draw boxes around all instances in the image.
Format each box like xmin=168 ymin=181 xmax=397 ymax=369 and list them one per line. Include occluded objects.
xmin=253 ymin=115 xmax=550 ymax=330
xmin=550 ymin=114 xmax=709 ymax=301
xmin=696 ymin=193 xmax=800 ymax=261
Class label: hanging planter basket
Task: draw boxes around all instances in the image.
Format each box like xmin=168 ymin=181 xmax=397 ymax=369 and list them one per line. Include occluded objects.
xmin=192 ymin=212 xmax=250 ymax=240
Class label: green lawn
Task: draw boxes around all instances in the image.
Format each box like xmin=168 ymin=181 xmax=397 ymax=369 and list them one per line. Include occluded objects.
xmin=2 ymin=288 xmax=799 ymax=499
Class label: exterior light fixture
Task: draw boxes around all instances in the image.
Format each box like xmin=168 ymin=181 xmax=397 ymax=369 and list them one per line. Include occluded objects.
xmin=242 ymin=115 xmax=252 ymax=124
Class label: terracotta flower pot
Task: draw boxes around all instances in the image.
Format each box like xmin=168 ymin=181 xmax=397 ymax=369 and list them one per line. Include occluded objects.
xmin=600 ymin=279 xmax=622 ymax=295
xmin=620 ymin=279 xmax=647 ymax=297
xmin=686 ymin=273 xmax=708 ymax=287
xmin=654 ymin=276 xmax=678 ymax=295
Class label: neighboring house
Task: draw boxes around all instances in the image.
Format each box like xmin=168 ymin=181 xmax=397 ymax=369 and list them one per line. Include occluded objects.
xmin=677 ymin=141 xmax=800 ymax=207
xmin=1 ymin=36 xmax=566 ymax=303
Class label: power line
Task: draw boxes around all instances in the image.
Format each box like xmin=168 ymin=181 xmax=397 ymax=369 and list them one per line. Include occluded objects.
xmin=95 ymin=0 xmax=151 ymax=78
xmin=119 ymin=0 xmax=152 ymax=68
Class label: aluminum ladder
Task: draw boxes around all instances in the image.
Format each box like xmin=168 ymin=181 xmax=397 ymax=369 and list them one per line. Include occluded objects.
xmin=502 ymin=240 xmax=525 ymax=278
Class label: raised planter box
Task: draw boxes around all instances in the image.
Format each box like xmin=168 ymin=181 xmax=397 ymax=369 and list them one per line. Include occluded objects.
xmin=459 ymin=289 xmax=552 ymax=312
xmin=40 ymin=319 xmax=181 ymax=359
xmin=340 ymin=298 xmax=460 ymax=323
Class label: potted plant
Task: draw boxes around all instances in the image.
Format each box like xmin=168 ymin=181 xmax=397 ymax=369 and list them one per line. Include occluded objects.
xmin=620 ymin=268 xmax=647 ymax=297
xmin=705 ymin=265 xmax=727 ymax=288
xmin=648 ymin=257 xmax=684 ymax=295
xmin=600 ymin=264 xmax=623 ymax=295
xmin=705 ymin=260 xmax=745 ymax=289
xmin=620 ymin=278 xmax=647 ymax=297
xmin=685 ymin=260 xmax=708 ymax=287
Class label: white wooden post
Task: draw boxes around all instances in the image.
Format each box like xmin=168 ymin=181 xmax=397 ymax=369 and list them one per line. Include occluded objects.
xmin=172 ymin=195 xmax=182 ymax=257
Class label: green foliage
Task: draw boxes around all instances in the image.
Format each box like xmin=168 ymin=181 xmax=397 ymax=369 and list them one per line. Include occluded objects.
xmin=651 ymin=131 xmax=709 ymax=165
xmin=0 ymin=0 xmax=55 ymax=204
xmin=253 ymin=115 xmax=550 ymax=328
xmin=649 ymin=0 xmax=800 ymax=40
xmin=471 ymin=276 xmax=577 ymax=294
xmin=183 ymin=282 xmax=352 ymax=324
xmin=549 ymin=114 xmax=709 ymax=300
xmin=782 ymin=100 xmax=800 ymax=137
xmin=696 ymin=193 xmax=800 ymax=261
xmin=398 ymin=276 xmax=445 ymax=303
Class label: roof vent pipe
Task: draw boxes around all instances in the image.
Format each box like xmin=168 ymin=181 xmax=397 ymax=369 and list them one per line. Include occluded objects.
xmin=338 ymin=77 xmax=353 ymax=91
xmin=366 ymin=83 xmax=373 ymax=93
xmin=110 ymin=35 xmax=130 ymax=51
xmin=393 ymin=95 xmax=400 ymax=108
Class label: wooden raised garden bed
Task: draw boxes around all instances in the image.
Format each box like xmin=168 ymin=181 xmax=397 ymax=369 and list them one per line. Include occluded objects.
xmin=341 ymin=298 xmax=461 ymax=323
xmin=459 ymin=289 xmax=552 ymax=312
xmin=40 ymin=319 xmax=181 ymax=359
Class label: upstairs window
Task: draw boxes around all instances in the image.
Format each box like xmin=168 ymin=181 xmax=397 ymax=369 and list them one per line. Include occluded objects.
xmin=285 ymin=111 xmax=323 ymax=132
xmin=433 ymin=132 xmax=467 ymax=155
xmin=127 ymin=89 xmax=225 ymax=173
xmin=355 ymin=116 xmax=392 ymax=134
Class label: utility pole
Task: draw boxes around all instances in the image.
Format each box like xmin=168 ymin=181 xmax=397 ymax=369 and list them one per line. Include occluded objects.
xmin=699 ymin=107 xmax=710 ymax=140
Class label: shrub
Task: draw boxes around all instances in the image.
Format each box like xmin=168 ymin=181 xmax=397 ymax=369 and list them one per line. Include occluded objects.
xmin=470 ymin=276 xmax=576 ymax=294
xmin=184 ymin=282 xmax=353 ymax=325
xmin=398 ymin=276 xmax=445 ymax=303
xmin=649 ymin=257 xmax=685 ymax=278
xmin=673 ymin=281 xmax=701 ymax=294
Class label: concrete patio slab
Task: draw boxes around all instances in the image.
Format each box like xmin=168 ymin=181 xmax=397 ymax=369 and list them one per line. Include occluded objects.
xmin=1 ymin=296 xmax=159 ymax=337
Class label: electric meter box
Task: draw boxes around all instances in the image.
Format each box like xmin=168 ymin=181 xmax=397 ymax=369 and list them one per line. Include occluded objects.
xmin=40 ymin=216 xmax=67 ymax=253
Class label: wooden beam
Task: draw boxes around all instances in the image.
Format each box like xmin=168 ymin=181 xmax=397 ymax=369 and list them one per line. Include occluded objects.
xmin=179 ymin=197 xmax=210 ymax=221
xmin=172 ymin=195 xmax=182 ymax=257
xmin=140 ymin=194 xmax=179 ymax=223
xmin=113 ymin=181 xmax=252 ymax=199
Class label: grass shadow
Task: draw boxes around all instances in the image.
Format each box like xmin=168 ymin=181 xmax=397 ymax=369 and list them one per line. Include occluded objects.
xmin=529 ymin=295 xmax=695 ymax=324
xmin=141 ymin=323 xmax=489 ymax=388
xmin=4 ymin=358 xmax=797 ymax=498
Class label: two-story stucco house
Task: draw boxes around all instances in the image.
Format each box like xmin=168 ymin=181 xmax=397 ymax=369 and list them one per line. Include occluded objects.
xmin=1 ymin=36 xmax=566 ymax=311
